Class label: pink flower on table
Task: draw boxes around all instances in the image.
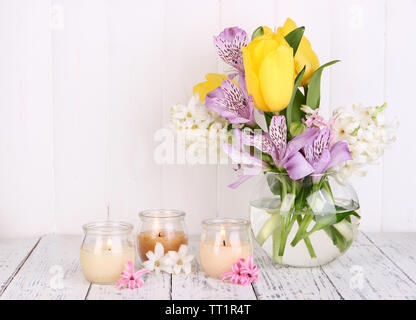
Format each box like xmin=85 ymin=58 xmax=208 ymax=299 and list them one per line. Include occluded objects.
xmin=116 ymin=261 xmax=150 ymax=290
xmin=220 ymin=255 xmax=259 ymax=286
xmin=239 ymin=255 xmax=259 ymax=285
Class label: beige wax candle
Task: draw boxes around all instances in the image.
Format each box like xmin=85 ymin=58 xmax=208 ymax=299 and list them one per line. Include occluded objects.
xmin=80 ymin=238 xmax=135 ymax=284
xmin=199 ymin=240 xmax=252 ymax=278
xmin=137 ymin=230 xmax=187 ymax=261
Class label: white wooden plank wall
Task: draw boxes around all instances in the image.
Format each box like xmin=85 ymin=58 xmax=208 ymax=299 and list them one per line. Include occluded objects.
xmin=0 ymin=0 xmax=415 ymax=238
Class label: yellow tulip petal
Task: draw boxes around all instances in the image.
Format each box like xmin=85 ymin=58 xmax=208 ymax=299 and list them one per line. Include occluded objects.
xmin=242 ymin=47 xmax=268 ymax=111
xmin=262 ymin=26 xmax=274 ymax=36
xmin=193 ymin=73 xmax=228 ymax=101
xmin=276 ymin=17 xmax=319 ymax=86
xmin=259 ymin=46 xmax=294 ymax=112
xmin=295 ymin=44 xmax=320 ymax=86
xmin=248 ymin=38 xmax=281 ymax=74
xmin=277 ymin=17 xmax=297 ymax=36
xmin=205 ymin=73 xmax=228 ymax=82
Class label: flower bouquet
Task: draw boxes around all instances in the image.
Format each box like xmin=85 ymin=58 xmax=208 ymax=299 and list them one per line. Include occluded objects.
xmin=169 ymin=18 xmax=397 ymax=267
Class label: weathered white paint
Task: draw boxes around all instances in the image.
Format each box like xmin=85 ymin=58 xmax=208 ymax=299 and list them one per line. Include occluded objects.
xmin=252 ymin=241 xmax=341 ymax=299
xmin=321 ymin=234 xmax=416 ymax=299
xmin=0 ymin=0 xmax=414 ymax=237
xmin=0 ymin=238 xmax=39 ymax=295
xmin=1 ymin=233 xmax=416 ymax=299
xmin=1 ymin=235 xmax=89 ymax=300
xmin=365 ymin=232 xmax=416 ymax=284
xmin=87 ymin=273 xmax=171 ymax=300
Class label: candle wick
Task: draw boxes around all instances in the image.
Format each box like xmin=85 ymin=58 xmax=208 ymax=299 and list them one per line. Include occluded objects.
xmin=222 ymin=240 xmax=226 ymax=247
xmin=158 ymin=232 xmax=161 ymax=237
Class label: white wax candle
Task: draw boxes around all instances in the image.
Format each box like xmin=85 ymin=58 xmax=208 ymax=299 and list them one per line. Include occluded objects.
xmin=80 ymin=239 xmax=135 ymax=284
xmin=199 ymin=240 xmax=252 ymax=278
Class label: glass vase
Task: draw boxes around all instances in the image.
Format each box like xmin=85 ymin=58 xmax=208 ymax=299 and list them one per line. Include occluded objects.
xmin=250 ymin=172 xmax=360 ymax=267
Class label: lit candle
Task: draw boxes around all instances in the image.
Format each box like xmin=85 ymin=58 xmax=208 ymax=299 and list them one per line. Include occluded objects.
xmin=80 ymin=221 xmax=135 ymax=284
xmin=137 ymin=221 xmax=187 ymax=261
xmin=199 ymin=218 xmax=253 ymax=279
xmin=137 ymin=210 xmax=188 ymax=261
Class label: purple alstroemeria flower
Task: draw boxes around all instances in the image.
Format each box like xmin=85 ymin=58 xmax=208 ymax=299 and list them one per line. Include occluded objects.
xmin=214 ymin=27 xmax=248 ymax=75
xmin=303 ymin=127 xmax=352 ymax=175
xmin=241 ymin=116 xmax=319 ymax=180
xmin=223 ymin=129 xmax=269 ymax=189
xmin=205 ymin=79 xmax=255 ymax=126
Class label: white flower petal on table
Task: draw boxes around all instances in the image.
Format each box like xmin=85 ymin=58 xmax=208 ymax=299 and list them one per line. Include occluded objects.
xmin=177 ymin=244 xmax=188 ymax=257
xmin=142 ymin=260 xmax=154 ymax=271
xmin=182 ymin=254 xmax=194 ymax=264
xmin=183 ymin=263 xmax=192 ymax=275
xmin=146 ymin=250 xmax=156 ymax=261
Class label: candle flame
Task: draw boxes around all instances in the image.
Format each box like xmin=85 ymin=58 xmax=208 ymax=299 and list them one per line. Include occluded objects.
xmin=220 ymin=226 xmax=226 ymax=247
xmin=220 ymin=226 xmax=226 ymax=238
xmin=106 ymin=237 xmax=112 ymax=250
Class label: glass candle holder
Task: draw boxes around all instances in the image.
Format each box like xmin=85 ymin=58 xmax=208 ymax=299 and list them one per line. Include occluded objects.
xmin=80 ymin=221 xmax=135 ymax=284
xmin=199 ymin=218 xmax=253 ymax=278
xmin=137 ymin=209 xmax=188 ymax=261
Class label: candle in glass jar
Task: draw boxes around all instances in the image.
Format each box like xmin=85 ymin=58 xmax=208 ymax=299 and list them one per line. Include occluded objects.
xmin=137 ymin=229 xmax=187 ymax=261
xmin=80 ymin=236 xmax=135 ymax=284
xmin=199 ymin=220 xmax=253 ymax=278
xmin=137 ymin=210 xmax=188 ymax=261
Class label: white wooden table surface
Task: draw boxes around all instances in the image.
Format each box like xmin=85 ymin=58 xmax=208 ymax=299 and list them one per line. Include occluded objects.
xmin=0 ymin=233 xmax=415 ymax=300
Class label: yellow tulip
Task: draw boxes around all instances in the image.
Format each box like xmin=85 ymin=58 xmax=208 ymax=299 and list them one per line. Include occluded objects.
xmin=242 ymin=31 xmax=294 ymax=112
xmin=193 ymin=73 xmax=228 ymax=102
xmin=277 ymin=18 xmax=319 ymax=86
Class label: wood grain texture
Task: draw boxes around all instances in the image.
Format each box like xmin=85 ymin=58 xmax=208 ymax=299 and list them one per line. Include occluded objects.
xmin=321 ymin=237 xmax=416 ymax=299
xmin=1 ymin=233 xmax=416 ymax=299
xmin=52 ymin=0 xmax=110 ymax=233
xmin=87 ymin=273 xmax=171 ymax=300
xmin=171 ymin=236 xmax=257 ymax=300
xmin=160 ymin=0 xmax=220 ymax=232
xmin=330 ymin=0 xmax=386 ymax=232
xmin=383 ymin=0 xmax=416 ymax=231
xmin=105 ymin=0 xmax=165 ymax=225
xmin=0 ymin=238 xmax=40 ymax=295
xmin=1 ymin=235 xmax=89 ymax=300
xmin=0 ymin=0 xmax=55 ymax=237
xmin=365 ymin=232 xmax=416 ymax=284
xmin=0 ymin=0 xmax=414 ymax=237
xmin=252 ymin=242 xmax=341 ymax=300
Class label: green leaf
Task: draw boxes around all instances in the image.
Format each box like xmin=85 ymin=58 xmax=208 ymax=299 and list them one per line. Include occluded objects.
xmin=306 ymin=60 xmax=340 ymax=109
xmin=294 ymin=178 xmax=312 ymax=211
xmin=264 ymin=111 xmax=274 ymax=130
xmin=267 ymin=174 xmax=282 ymax=195
xmin=323 ymin=226 xmax=351 ymax=253
xmin=372 ymin=102 xmax=387 ymax=119
xmin=251 ymin=26 xmax=264 ymax=41
xmin=285 ymin=66 xmax=306 ymax=130
xmin=284 ymin=27 xmax=305 ymax=56
xmin=307 ymin=210 xmax=359 ymax=236
xmin=290 ymin=121 xmax=306 ymax=137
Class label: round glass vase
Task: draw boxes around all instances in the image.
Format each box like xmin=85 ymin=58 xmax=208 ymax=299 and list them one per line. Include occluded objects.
xmin=137 ymin=209 xmax=188 ymax=262
xmin=199 ymin=218 xmax=253 ymax=278
xmin=250 ymin=172 xmax=360 ymax=267
xmin=80 ymin=221 xmax=135 ymax=284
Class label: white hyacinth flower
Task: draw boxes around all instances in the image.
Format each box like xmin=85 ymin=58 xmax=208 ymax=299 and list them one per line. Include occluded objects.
xmin=332 ymin=103 xmax=398 ymax=179
xmin=169 ymin=95 xmax=231 ymax=164
xmin=142 ymin=242 xmax=173 ymax=275
xmin=167 ymin=244 xmax=194 ymax=275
